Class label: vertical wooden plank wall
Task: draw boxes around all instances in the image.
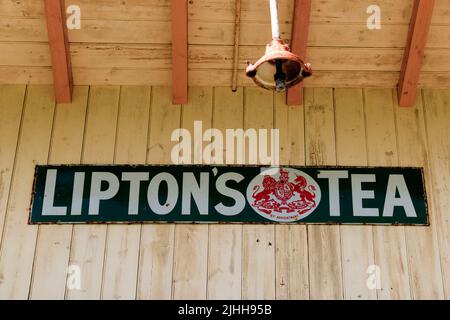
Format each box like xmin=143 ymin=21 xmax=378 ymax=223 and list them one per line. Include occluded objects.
xmin=334 ymin=89 xmax=376 ymax=300
xmin=395 ymin=91 xmax=444 ymax=299
xmin=101 ymin=87 xmax=151 ymax=299
xmin=137 ymin=87 xmax=178 ymax=299
xmin=30 ymin=87 xmax=88 ymax=299
xmin=66 ymin=87 xmax=120 ymax=299
xmin=207 ymin=88 xmax=244 ymax=299
xmin=364 ymin=89 xmax=411 ymax=299
xmin=0 ymin=86 xmax=55 ymax=299
xmin=274 ymin=92 xmax=309 ymax=299
xmin=304 ymin=88 xmax=343 ymax=299
xmin=423 ymin=89 xmax=450 ymax=298
xmin=242 ymin=88 xmax=276 ymax=299
xmin=0 ymin=85 xmax=448 ymax=300
xmin=172 ymin=88 xmax=211 ymax=299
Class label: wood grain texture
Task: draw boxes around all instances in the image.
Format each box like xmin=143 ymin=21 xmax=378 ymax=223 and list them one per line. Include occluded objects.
xmin=29 ymin=86 xmax=88 ymax=299
xmin=66 ymin=86 xmax=120 ymax=299
xmin=137 ymin=87 xmax=179 ymax=300
xmin=3 ymin=65 xmax=450 ymax=88
xmin=207 ymin=87 xmax=243 ymax=300
xmin=171 ymin=0 xmax=188 ymax=104
xmin=274 ymin=92 xmax=309 ymax=299
xmin=287 ymin=0 xmax=311 ymax=105
xmin=0 ymin=85 xmax=447 ymax=300
xmin=242 ymin=87 xmax=276 ymax=300
xmin=101 ymin=86 xmax=151 ymax=299
xmin=4 ymin=43 xmax=450 ymax=72
xmin=0 ymin=85 xmax=26 ymax=248
xmin=2 ymin=0 xmax=450 ymax=25
xmin=334 ymin=88 xmax=376 ymax=300
xmin=364 ymin=88 xmax=411 ymax=299
xmin=4 ymin=15 xmax=450 ymax=48
xmin=171 ymin=87 xmax=212 ymax=299
xmin=44 ymin=0 xmax=72 ymax=103
xmin=0 ymin=85 xmax=55 ymax=299
xmin=398 ymin=0 xmax=435 ymax=107
xmin=3 ymin=18 xmax=450 ymax=48
xmin=423 ymin=89 xmax=450 ymax=298
xmin=1 ymin=1 xmax=450 ymax=88
xmin=394 ymin=89 xmax=445 ymax=299
xmin=304 ymin=88 xmax=343 ymax=299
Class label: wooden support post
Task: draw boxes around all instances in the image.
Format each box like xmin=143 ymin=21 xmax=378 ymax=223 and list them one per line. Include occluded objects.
xmin=171 ymin=0 xmax=188 ymax=104
xmin=44 ymin=0 xmax=73 ymax=103
xmin=398 ymin=0 xmax=435 ymax=107
xmin=286 ymin=0 xmax=311 ymax=106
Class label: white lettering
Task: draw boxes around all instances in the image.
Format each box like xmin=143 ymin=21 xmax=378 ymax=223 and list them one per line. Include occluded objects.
xmin=122 ymin=172 xmax=149 ymax=215
xmin=215 ymin=172 xmax=245 ymax=216
xmin=182 ymin=172 xmax=209 ymax=215
xmin=147 ymin=173 xmax=178 ymax=215
xmin=317 ymin=170 xmax=348 ymax=216
xmin=352 ymin=174 xmax=379 ymax=217
xmin=42 ymin=169 xmax=67 ymax=216
xmin=71 ymin=172 xmax=84 ymax=215
xmin=89 ymin=172 xmax=120 ymax=215
xmin=383 ymin=175 xmax=417 ymax=217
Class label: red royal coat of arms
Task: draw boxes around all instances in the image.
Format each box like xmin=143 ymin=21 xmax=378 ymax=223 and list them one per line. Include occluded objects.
xmin=247 ymin=168 xmax=321 ymax=222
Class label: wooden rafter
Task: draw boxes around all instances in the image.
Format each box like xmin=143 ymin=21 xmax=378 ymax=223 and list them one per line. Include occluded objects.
xmin=44 ymin=0 xmax=73 ymax=103
xmin=171 ymin=0 xmax=188 ymax=104
xmin=398 ymin=0 xmax=435 ymax=107
xmin=287 ymin=0 xmax=311 ymax=106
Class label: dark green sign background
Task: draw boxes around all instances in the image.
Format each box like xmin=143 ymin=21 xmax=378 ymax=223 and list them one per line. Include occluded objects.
xmin=30 ymin=165 xmax=428 ymax=225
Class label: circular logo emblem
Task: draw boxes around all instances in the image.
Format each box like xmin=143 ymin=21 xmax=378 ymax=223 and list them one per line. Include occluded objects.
xmin=246 ymin=167 xmax=321 ymax=222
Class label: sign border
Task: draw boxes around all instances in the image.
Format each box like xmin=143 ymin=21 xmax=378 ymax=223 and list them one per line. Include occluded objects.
xmin=29 ymin=164 xmax=429 ymax=226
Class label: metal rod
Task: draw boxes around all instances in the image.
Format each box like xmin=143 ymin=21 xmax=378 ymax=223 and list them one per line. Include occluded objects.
xmin=269 ymin=0 xmax=280 ymax=39
xmin=231 ymin=0 xmax=242 ymax=92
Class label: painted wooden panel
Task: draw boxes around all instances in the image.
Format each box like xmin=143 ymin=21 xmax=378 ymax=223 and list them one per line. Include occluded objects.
xmin=423 ymin=89 xmax=450 ymax=298
xmin=0 ymin=85 xmax=55 ymax=299
xmin=2 ymin=18 xmax=450 ymax=48
xmin=2 ymin=66 xmax=450 ymax=88
xmin=101 ymin=86 xmax=151 ymax=299
xmin=364 ymin=88 xmax=411 ymax=299
xmin=29 ymin=86 xmax=88 ymax=299
xmin=137 ymin=87 xmax=178 ymax=299
xmin=304 ymin=88 xmax=343 ymax=299
xmin=2 ymin=0 xmax=449 ymax=24
xmin=0 ymin=85 xmax=448 ymax=300
xmin=242 ymin=88 xmax=276 ymax=300
xmin=3 ymin=43 xmax=450 ymax=73
xmin=334 ymin=88 xmax=376 ymax=300
xmin=1 ymin=0 xmax=450 ymax=88
xmin=0 ymin=85 xmax=25 ymax=247
xmin=172 ymin=87 xmax=211 ymax=299
xmin=66 ymin=86 xmax=120 ymax=299
xmin=207 ymin=87 xmax=244 ymax=300
xmin=394 ymin=89 xmax=445 ymax=299
xmin=274 ymin=93 xmax=309 ymax=299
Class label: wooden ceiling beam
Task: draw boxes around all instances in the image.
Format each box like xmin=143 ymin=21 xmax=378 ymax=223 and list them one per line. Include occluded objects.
xmin=287 ymin=0 xmax=311 ymax=106
xmin=44 ymin=0 xmax=73 ymax=103
xmin=171 ymin=0 xmax=188 ymax=104
xmin=398 ymin=0 xmax=435 ymax=107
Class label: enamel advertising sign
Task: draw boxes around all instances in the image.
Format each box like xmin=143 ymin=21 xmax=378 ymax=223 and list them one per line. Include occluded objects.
xmin=30 ymin=165 xmax=428 ymax=225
